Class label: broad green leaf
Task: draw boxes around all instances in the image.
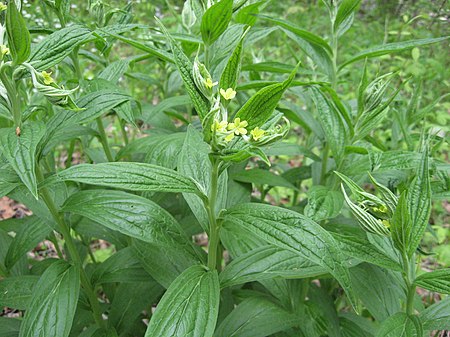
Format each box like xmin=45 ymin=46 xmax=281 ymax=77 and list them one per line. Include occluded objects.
xmin=231 ymin=168 xmax=297 ymax=190
xmin=109 ymin=281 xmax=163 ymax=336
xmin=73 ymin=90 xmax=132 ymax=124
xmin=406 ymin=148 xmax=431 ymax=257
xmin=222 ymin=203 xmax=357 ymax=310
xmin=6 ymin=1 xmax=31 ymax=65
xmin=309 ymin=87 xmax=347 ymax=162
xmin=334 ymin=0 xmax=361 ymax=33
xmin=5 ymin=216 xmax=52 ymax=269
xmin=90 ymin=247 xmax=154 ymax=285
xmin=235 ymin=2 xmax=264 ymax=26
xmin=375 ymin=312 xmax=422 ymax=337
xmin=29 ymin=25 xmax=93 ymax=71
xmin=220 ymin=245 xmax=327 ymax=288
xmin=62 ymin=190 xmax=203 ymax=263
xmin=391 ymin=192 xmax=411 ymax=254
xmin=332 ymin=233 xmax=402 ymax=272
xmin=145 ymin=265 xmax=220 ymax=337
xmin=304 ymin=185 xmax=344 ymax=221
xmin=0 ymin=167 xmax=20 ymax=198
xmin=219 ymin=27 xmax=248 ymax=91
xmin=19 ymin=260 xmax=80 ymax=337
xmin=0 ymin=317 xmax=21 ymax=337
xmin=99 ymin=59 xmax=131 ymax=83
xmin=0 ymin=122 xmax=46 ymax=199
xmin=235 ymin=65 xmax=297 ymax=129
xmin=215 ymin=296 xmax=299 ymax=337
xmin=420 ymin=297 xmax=450 ymax=331
xmin=339 ymin=36 xmax=449 ymax=70
xmin=0 ymin=276 xmax=39 ymax=310
xmin=47 ymin=162 xmax=202 ymax=195
xmin=350 ymin=264 xmax=404 ymax=321
xmin=156 ymin=19 xmax=210 ymax=120
xmin=201 ymin=0 xmax=233 ymax=45
xmin=178 ymin=126 xmax=228 ymax=231
xmin=414 ymin=269 xmax=450 ymax=294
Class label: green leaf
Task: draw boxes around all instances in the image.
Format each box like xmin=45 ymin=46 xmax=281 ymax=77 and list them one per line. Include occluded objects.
xmin=406 ymin=148 xmax=431 ymax=257
xmin=73 ymin=90 xmax=132 ymax=124
xmin=215 ymin=296 xmax=299 ymax=337
xmin=332 ymin=233 xmax=402 ymax=271
xmin=47 ymin=162 xmax=202 ymax=195
xmin=309 ymin=87 xmax=347 ymax=162
xmin=201 ymin=0 xmax=233 ymax=45
xmin=29 ymin=25 xmax=93 ymax=71
xmin=19 ymin=260 xmax=80 ymax=337
xmin=156 ymin=18 xmax=210 ymax=120
xmin=62 ymin=189 xmax=203 ymax=263
xmin=6 ymin=1 xmax=31 ymax=65
xmin=219 ymin=27 xmax=248 ymax=91
xmin=222 ymin=203 xmax=357 ymax=310
xmin=351 ymin=264 xmax=404 ymax=321
xmin=414 ymin=269 xmax=450 ymax=294
xmin=144 ymin=265 xmax=220 ymax=337
xmin=0 ymin=276 xmax=39 ymax=310
xmin=375 ymin=312 xmax=422 ymax=337
xmin=0 ymin=317 xmax=21 ymax=337
xmin=420 ymin=297 xmax=450 ymax=331
xmin=0 ymin=167 xmax=20 ymax=198
xmin=5 ymin=216 xmax=52 ymax=269
xmin=304 ymin=185 xmax=344 ymax=221
xmin=339 ymin=36 xmax=449 ymax=70
xmin=220 ymin=245 xmax=326 ymax=288
xmin=235 ymin=65 xmax=297 ymax=129
xmin=334 ymin=0 xmax=361 ymax=33
xmin=231 ymin=168 xmax=297 ymax=190
xmin=0 ymin=122 xmax=46 ymax=199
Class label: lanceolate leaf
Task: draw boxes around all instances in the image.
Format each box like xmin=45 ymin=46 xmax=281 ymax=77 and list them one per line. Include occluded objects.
xmin=156 ymin=18 xmax=210 ymax=120
xmin=215 ymin=296 xmax=299 ymax=337
xmin=420 ymin=297 xmax=450 ymax=331
xmin=220 ymin=245 xmax=327 ymax=288
xmin=47 ymin=162 xmax=202 ymax=196
xmin=375 ymin=312 xmax=423 ymax=337
xmin=62 ymin=189 xmax=204 ymax=264
xmin=334 ymin=0 xmax=361 ymax=33
xmin=19 ymin=260 xmax=80 ymax=337
xmin=406 ymin=148 xmax=431 ymax=257
xmin=222 ymin=203 xmax=358 ymax=310
xmin=235 ymin=65 xmax=297 ymax=129
xmin=0 ymin=276 xmax=39 ymax=310
xmin=29 ymin=25 xmax=93 ymax=71
xmin=201 ymin=0 xmax=233 ymax=45
xmin=339 ymin=36 xmax=449 ymax=70
xmin=145 ymin=265 xmax=220 ymax=337
xmin=6 ymin=1 xmax=31 ymax=65
xmin=0 ymin=122 xmax=46 ymax=199
xmin=414 ymin=269 xmax=450 ymax=294
xmin=219 ymin=27 xmax=248 ymax=90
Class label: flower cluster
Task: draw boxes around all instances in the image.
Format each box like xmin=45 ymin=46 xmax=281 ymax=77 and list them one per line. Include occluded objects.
xmin=0 ymin=3 xmax=6 ymax=11
xmin=211 ymin=117 xmax=265 ymax=143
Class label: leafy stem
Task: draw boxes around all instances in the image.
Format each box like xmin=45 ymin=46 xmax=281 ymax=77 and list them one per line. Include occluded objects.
xmin=36 ymin=165 xmax=106 ymax=329
xmin=96 ymin=117 xmax=115 ymax=162
xmin=0 ymin=63 xmax=21 ymax=127
xmin=206 ymin=157 xmax=220 ymax=270
xmin=401 ymin=252 xmax=417 ymax=315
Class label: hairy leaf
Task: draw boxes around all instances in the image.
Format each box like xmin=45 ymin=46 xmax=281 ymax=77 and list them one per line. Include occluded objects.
xmin=6 ymin=1 xmax=31 ymax=65
xmin=414 ymin=269 xmax=450 ymax=294
xmin=201 ymin=0 xmax=233 ymax=45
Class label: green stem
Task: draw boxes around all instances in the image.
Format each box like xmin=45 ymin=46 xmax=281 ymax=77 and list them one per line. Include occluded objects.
xmin=96 ymin=118 xmax=114 ymax=162
xmin=0 ymin=65 xmax=21 ymax=127
xmin=36 ymin=166 xmax=106 ymax=328
xmin=119 ymin=119 xmax=129 ymax=146
xmin=320 ymin=143 xmax=330 ymax=185
xmin=207 ymin=159 xmax=220 ymax=270
xmin=48 ymin=232 xmax=64 ymax=259
xmin=402 ymin=253 xmax=417 ymax=315
xmin=65 ymin=140 xmax=76 ymax=168
xmin=204 ymin=45 xmax=210 ymax=69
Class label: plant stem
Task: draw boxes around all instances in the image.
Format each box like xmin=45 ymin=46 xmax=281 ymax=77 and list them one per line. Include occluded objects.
xmin=320 ymin=142 xmax=330 ymax=185
xmin=36 ymin=166 xmax=106 ymax=328
xmin=207 ymin=159 xmax=220 ymax=270
xmin=65 ymin=140 xmax=76 ymax=168
xmin=0 ymin=65 xmax=21 ymax=127
xmin=402 ymin=252 xmax=417 ymax=315
xmin=119 ymin=119 xmax=129 ymax=146
xmin=96 ymin=117 xmax=114 ymax=162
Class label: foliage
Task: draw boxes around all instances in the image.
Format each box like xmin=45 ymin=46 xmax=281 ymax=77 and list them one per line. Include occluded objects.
xmin=0 ymin=0 xmax=448 ymax=336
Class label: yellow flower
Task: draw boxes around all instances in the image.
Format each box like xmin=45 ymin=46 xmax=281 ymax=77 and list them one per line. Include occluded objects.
xmin=211 ymin=119 xmax=228 ymax=132
xmin=381 ymin=219 xmax=390 ymax=229
xmin=227 ymin=118 xmax=248 ymax=135
xmin=250 ymin=127 xmax=265 ymax=141
xmin=0 ymin=3 xmax=7 ymax=11
xmin=224 ymin=133 xmax=235 ymax=142
xmin=41 ymin=71 xmax=55 ymax=85
xmin=0 ymin=45 xmax=9 ymax=56
xmin=220 ymin=88 xmax=236 ymax=100
xmin=204 ymin=77 xmax=218 ymax=89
